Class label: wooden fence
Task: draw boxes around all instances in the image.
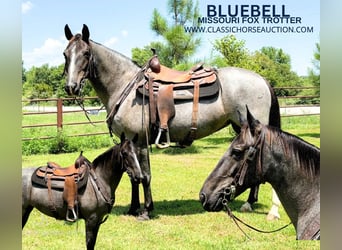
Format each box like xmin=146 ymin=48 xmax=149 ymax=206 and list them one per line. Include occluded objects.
xmin=22 ymin=87 xmax=319 ymax=141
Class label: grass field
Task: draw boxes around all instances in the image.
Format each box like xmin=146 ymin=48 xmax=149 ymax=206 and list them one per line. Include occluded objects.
xmin=22 ymin=116 xmax=320 ymax=249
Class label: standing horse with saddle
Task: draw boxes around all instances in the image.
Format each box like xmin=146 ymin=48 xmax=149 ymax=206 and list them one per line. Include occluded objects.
xmin=62 ymin=24 xmax=281 ymax=220
xmin=22 ymin=133 xmax=143 ymax=250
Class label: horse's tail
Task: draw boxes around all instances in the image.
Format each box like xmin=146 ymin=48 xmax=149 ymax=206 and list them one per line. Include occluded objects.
xmin=266 ymin=80 xmax=281 ymax=129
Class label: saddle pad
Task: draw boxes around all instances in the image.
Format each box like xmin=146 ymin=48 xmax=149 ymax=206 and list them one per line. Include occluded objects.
xmin=137 ymin=79 xmax=220 ymax=101
xmin=31 ymin=165 xmax=89 ymax=190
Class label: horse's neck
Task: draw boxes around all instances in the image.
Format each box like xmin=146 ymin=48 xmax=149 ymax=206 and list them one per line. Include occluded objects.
xmin=93 ymin=150 xmax=124 ymax=194
xmin=89 ymin=41 xmax=140 ymax=111
xmin=262 ymin=136 xmax=319 ymax=227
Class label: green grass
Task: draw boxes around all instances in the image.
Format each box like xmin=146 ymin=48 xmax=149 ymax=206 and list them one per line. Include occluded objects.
xmin=22 ymin=111 xmax=113 ymax=155
xmin=22 ymin=116 xmax=320 ymax=249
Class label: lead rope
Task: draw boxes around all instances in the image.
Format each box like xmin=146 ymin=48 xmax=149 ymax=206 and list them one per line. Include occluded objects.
xmin=74 ymin=96 xmax=105 ymax=126
xmin=223 ymin=203 xmax=292 ymax=239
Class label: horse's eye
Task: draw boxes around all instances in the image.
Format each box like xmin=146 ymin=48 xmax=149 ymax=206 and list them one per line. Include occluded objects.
xmin=231 ymin=148 xmax=243 ymax=160
xmin=84 ymin=51 xmax=90 ymax=58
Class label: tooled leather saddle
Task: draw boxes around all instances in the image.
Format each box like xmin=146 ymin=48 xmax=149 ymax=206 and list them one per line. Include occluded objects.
xmin=136 ymin=49 xmax=220 ymax=147
xmin=31 ymin=151 xmax=90 ymax=222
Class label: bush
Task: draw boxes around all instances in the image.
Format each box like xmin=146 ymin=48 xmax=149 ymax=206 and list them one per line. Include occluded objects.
xmin=22 ymin=133 xmax=113 ymax=155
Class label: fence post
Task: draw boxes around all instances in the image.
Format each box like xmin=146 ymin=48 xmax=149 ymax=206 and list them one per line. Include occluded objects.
xmin=57 ymin=98 xmax=63 ymax=131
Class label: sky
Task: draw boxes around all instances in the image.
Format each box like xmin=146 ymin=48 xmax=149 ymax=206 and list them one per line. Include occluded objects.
xmin=22 ymin=0 xmax=320 ymax=76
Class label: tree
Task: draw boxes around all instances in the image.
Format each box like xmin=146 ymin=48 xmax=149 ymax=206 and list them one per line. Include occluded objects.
xmin=211 ymin=34 xmax=301 ymax=96
xmin=308 ymin=42 xmax=320 ymax=88
xmin=132 ymin=0 xmax=201 ymax=67
xmin=23 ymin=64 xmax=55 ymax=99
xmin=22 ymin=63 xmax=100 ymax=105
xmin=247 ymin=47 xmax=301 ymax=97
xmin=260 ymin=47 xmax=291 ymax=65
xmin=304 ymin=42 xmax=320 ymax=104
xmin=211 ymin=34 xmax=249 ymax=68
xmin=22 ymin=61 xmax=27 ymax=84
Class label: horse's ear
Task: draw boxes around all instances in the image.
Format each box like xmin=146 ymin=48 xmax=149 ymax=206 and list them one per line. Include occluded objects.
xmin=132 ymin=134 xmax=138 ymax=144
xmin=82 ymin=24 xmax=90 ymax=44
xmin=246 ymin=105 xmax=261 ymax=135
xmin=64 ymin=24 xmax=73 ymax=40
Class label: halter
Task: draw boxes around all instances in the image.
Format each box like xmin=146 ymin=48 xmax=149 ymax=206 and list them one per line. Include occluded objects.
xmin=222 ymin=127 xmax=266 ymax=203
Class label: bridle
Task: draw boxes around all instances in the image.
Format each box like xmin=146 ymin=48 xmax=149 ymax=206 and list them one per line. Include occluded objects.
xmin=62 ymin=37 xmax=97 ymax=82
xmin=221 ymin=126 xmax=292 ymax=239
xmin=63 ymin=41 xmax=105 ymax=126
xmin=222 ymin=127 xmax=266 ymax=204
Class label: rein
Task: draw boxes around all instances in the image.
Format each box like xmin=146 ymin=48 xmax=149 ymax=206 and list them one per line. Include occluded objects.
xmin=105 ymin=66 xmax=146 ymax=138
xmin=223 ymin=202 xmax=292 ymax=239
xmin=74 ymin=96 xmax=105 ymax=126
xmin=105 ymin=61 xmax=151 ymax=148
xmin=106 ymin=63 xmax=148 ymax=137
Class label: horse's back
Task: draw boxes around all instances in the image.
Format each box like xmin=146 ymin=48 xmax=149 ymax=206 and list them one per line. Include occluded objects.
xmin=217 ymin=66 xmax=273 ymax=125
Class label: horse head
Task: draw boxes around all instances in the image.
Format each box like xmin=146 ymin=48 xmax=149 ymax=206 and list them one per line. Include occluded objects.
xmin=63 ymin=24 xmax=94 ymax=96
xmin=199 ymin=106 xmax=265 ymax=211
xmin=119 ymin=133 xmax=144 ymax=184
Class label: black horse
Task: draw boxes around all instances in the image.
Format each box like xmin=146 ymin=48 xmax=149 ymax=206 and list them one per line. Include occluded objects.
xmin=200 ymin=107 xmax=320 ymax=240
xmin=22 ymin=133 xmax=143 ymax=249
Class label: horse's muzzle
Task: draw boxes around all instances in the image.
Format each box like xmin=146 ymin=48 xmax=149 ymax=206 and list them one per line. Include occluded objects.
xmin=64 ymin=82 xmax=80 ymax=96
xmin=199 ymin=192 xmax=224 ymax=212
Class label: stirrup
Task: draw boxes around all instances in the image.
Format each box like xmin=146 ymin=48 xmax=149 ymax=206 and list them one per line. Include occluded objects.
xmin=155 ymin=128 xmax=171 ymax=149
xmin=66 ymin=207 xmax=78 ymax=222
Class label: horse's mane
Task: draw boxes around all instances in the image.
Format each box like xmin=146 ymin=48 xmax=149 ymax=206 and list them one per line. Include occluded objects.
xmin=89 ymin=39 xmax=141 ymax=67
xmin=266 ymin=125 xmax=320 ymax=178
xmin=92 ymin=145 xmax=120 ymax=169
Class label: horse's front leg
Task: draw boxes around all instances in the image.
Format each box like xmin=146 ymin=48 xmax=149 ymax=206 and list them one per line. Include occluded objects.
xmin=85 ymin=215 xmax=101 ymax=250
xmin=240 ymin=185 xmax=259 ymax=212
xmin=137 ymin=146 xmax=154 ymax=220
xmin=127 ymin=181 xmax=140 ymax=216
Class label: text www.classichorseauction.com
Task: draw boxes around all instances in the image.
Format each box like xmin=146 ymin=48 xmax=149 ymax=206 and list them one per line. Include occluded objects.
xmin=184 ymin=4 xmax=314 ymax=34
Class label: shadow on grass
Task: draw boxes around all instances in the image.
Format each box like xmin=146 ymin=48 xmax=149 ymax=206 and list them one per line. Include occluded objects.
xmin=200 ymin=136 xmax=234 ymax=146
xmin=150 ymin=135 xmax=235 ymax=156
xmin=110 ymin=198 xmax=268 ymax=218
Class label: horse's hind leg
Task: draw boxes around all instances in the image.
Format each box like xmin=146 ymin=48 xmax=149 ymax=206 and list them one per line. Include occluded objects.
xmin=266 ymin=189 xmax=281 ymax=220
xmin=240 ymin=185 xmax=259 ymax=212
xmin=22 ymin=205 xmax=33 ymax=228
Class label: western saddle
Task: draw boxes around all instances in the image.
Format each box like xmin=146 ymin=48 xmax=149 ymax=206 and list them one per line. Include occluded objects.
xmin=136 ymin=50 xmax=220 ymax=148
xmin=31 ymin=152 xmax=90 ymax=222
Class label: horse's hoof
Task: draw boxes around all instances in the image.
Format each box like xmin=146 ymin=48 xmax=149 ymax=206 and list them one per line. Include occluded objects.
xmin=126 ymin=209 xmax=140 ymax=216
xmin=266 ymin=212 xmax=280 ymax=221
xmin=136 ymin=211 xmax=150 ymax=221
xmin=240 ymin=202 xmax=253 ymax=212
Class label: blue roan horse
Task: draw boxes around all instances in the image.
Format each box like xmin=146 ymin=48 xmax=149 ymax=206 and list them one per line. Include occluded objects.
xmin=22 ymin=133 xmax=143 ymax=250
xmin=62 ymin=24 xmax=281 ymax=220
xmin=200 ymin=107 xmax=320 ymax=240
